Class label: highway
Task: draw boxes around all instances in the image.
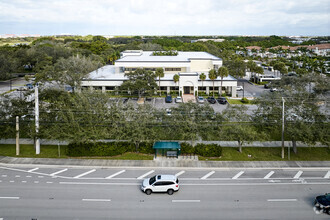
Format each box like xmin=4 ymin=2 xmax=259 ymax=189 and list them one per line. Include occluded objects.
xmin=0 ymin=166 xmax=329 ymax=220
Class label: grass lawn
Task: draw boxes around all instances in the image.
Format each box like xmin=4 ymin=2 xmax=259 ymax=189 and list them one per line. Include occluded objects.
xmin=227 ymin=99 xmax=252 ymax=105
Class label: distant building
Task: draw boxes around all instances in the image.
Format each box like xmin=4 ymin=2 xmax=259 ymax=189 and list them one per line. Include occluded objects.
xmin=191 ymin=39 xmax=225 ymax=43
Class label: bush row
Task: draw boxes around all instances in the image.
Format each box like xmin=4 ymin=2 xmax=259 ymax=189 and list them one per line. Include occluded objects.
xmin=181 ymin=142 xmax=222 ymax=157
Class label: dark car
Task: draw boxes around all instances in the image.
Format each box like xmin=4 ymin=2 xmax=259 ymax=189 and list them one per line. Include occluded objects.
xmin=165 ymin=95 xmax=172 ymax=103
xmin=217 ymin=97 xmax=227 ymax=104
xmin=26 ymin=83 xmax=34 ymax=89
xmin=314 ymin=193 xmax=330 ymax=215
xmin=207 ymin=97 xmax=217 ymax=104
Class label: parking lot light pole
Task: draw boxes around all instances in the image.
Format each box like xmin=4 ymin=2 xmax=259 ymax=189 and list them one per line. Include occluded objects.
xmin=35 ymin=84 xmax=40 ymax=154
xmin=281 ymin=97 xmax=285 ymax=159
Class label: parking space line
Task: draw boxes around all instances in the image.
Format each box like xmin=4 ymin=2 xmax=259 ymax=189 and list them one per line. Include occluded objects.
xmin=324 ymin=171 xmax=330 ymax=179
xmin=293 ymin=171 xmax=303 ymax=179
xmin=137 ymin=170 xmax=155 ymax=180
xmin=0 ymin=197 xmax=19 ymax=199
xmin=82 ymin=199 xmax=111 ymax=202
xmin=201 ymin=171 xmax=215 ymax=180
xmin=106 ymin=170 xmax=126 ymax=179
xmin=172 ymin=200 xmax=200 ymax=203
xmin=232 ymin=171 xmax=244 ymax=179
xmin=73 ymin=169 xmax=96 ymax=178
xmin=264 ymin=171 xmax=274 ymax=179
xmin=50 ymin=169 xmax=68 ymax=176
xmin=175 ymin=171 xmax=185 ymax=177
xmin=28 ymin=168 xmax=39 ymax=172
xmin=267 ymin=199 xmax=297 ymax=202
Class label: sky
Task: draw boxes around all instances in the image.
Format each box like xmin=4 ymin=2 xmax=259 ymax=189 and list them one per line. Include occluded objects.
xmin=0 ymin=0 xmax=329 ymax=36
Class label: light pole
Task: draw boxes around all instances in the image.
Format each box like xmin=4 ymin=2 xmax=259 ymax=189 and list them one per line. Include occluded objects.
xmin=35 ymin=84 xmax=40 ymax=154
xmin=281 ymin=97 xmax=285 ymax=159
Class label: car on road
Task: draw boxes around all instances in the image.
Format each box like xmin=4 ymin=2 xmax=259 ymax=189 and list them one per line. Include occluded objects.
xmin=217 ymin=97 xmax=227 ymax=104
xmin=236 ymin=86 xmax=243 ymax=91
xmin=165 ymin=95 xmax=172 ymax=103
xmin=314 ymin=193 xmax=330 ymax=215
xmin=270 ymin=87 xmax=278 ymax=92
xmin=175 ymin=96 xmax=182 ymax=103
xmin=141 ymin=174 xmax=179 ymax=195
xmin=207 ymin=97 xmax=217 ymax=104
xmin=197 ymin=96 xmax=205 ymax=103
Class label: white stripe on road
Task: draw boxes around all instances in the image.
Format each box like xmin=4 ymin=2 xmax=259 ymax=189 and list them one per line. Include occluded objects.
xmin=60 ymin=182 xmax=139 ymax=185
xmin=201 ymin=171 xmax=215 ymax=180
xmin=324 ymin=171 xmax=330 ymax=179
xmin=264 ymin=171 xmax=275 ymax=179
xmin=46 ymin=182 xmax=53 ymax=184
xmin=15 ymin=175 xmax=20 ymax=177
xmin=0 ymin=197 xmax=19 ymax=199
xmin=267 ymin=199 xmax=297 ymax=202
xmin=21 ymin=181 xmax=26 ymax=183
xmin=82 ymin=199 xmax=111 ymax=202
xmin=294 ymin=171 xmax=303 ymax=179
xmin=106 ymin=170 xmax=126 ymax=179
xmin=9 ymin=181 xmax=14 ymax=183
xmin=172 ymin=200 xmax=200 ymax=203
xmin=74 ymin=169 xmax=96 ymax=178
xmin=175 ymin=171 xmax=185 ymax=177
xmin=1 ymin=175 xmax=7 ymax=177
xmin=28 ymin=168 xmax=39 ymax=172
xmin=137 ymin=170 xmax=155 ymax=180
xmin=232 ymin=171 xmax=244 ymax=179
xmin=50 ymin=169 xmax=68 ymax=176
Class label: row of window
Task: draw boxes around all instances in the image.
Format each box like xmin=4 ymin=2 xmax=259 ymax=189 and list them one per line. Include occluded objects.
xmin=124 ymin=68 xmax=182 ymax=72
xmin=81 ymin=86 xmax=225 ymax=91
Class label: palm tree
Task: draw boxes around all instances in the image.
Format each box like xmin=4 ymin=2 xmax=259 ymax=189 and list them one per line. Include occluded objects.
xmin=208 ymin=69 xmax=218 ymax=97
xmin=218 ymin=67 xmax=229 ymax=97
xmin=173 ymin=74 xmax=180 ymax=95
xmin=155 ymin=68 xmax=164 ymax=96
xmin=199 ymin=73 xmax=206 ymax=95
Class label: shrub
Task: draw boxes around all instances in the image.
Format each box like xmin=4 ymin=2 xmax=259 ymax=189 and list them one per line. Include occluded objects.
xmin=241 ymin=97 xmax=249 ymax=104
xmin=180 ymin=142 xmax=194 ymax=154
xmin=194 ymin=143 xmax=222 ymax=157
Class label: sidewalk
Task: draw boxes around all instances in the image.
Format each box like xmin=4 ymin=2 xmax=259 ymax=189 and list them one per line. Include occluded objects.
xmin=0 ymin=156 xmax=329 ymax=168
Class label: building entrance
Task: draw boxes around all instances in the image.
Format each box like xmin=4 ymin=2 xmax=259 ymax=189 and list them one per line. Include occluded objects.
xmin=183 ymin=86 xmax=194 ymax=94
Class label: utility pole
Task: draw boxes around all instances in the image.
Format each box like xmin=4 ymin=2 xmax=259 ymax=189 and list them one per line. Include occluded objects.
xmin=16 ymin=116 xmax=19 ymax=155
xmin=281 ymin=97 xmax=285 ymax=159
xmin=35 ymin=84 xmax=40 ymax=154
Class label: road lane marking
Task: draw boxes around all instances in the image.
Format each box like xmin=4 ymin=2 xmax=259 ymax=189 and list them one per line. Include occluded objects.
xmin=1 ymin=175 xmax=7 ymax=177
xmin=294 ymin=171 xmax=303 ymax=179
xmin=232 ymin=171 xmax=244 ymax=179
xmin=324 ymin=171 xmax=330 ymax=179
xmin=82 ymin=199 xmax=111 ymax=202
xmin=15 ymin=175 xmax=20 ymax=177
xmin=137 ymin=170 xmax=155 ymax=180
xmin=106 ymin=170 xmax=126 ymax=179
xmin=201 ymin=171 xmax=215 ymax=180
xmin=264 ymin=171 xmax=275 ymax=179
xmin=38 ymin=176 xmax=44 ymax=178
xmin=73 ymin=169 xmax=96 ymax=178
xmin=50 ymin=169 xmax=68 ymax=176
xmin=0 ymin=197 xmax=19 ymax=199
xmin=175 ymin=171 xmax=185 ymax=177
xmin=9 ymin=180 xmax=14 ymax=183
xmin=60 ymin=182 xmax=139 ymax=185
xmin=26 ymin=176 xmax=31 ymax=178
xmin=21 ymin=181 xmax=27 ymax=183
xmin=34 ymin=181 xmax=39 ymax=183
xmin=46 ymin=182 xmax=53 ymax=184
xmin=28 ymin=168 xmax=39 ymax=172
xmin=172 ymin=200 xmax=200 ymax=203
xmin=267 ymin=199 xmax=297 ymax=202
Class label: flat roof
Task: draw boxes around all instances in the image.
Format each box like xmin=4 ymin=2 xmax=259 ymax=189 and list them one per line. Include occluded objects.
xmin=153 ymin=141 xmax=180 ymax=149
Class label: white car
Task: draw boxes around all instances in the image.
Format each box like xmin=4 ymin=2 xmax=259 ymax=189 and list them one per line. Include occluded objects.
xmin=141 ymin=174 xmax=179 ymax=195
xmin=175 ymin=96 xmax=183 ymax=103
xmin=197 ymin=96 xmax=205 ymax=103
xmin=236 ymin=86 xmax=243 ymax=91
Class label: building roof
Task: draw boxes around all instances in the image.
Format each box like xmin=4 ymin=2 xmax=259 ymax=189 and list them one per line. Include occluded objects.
xmin=116 ymin=51 xmax=222 ymax=63
xmin=153 ymin=141 xmax=180 ymax=149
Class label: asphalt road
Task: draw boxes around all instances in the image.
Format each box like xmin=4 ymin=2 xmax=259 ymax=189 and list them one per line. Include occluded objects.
xmin=0 ymin=166 xmax=329 ymax=220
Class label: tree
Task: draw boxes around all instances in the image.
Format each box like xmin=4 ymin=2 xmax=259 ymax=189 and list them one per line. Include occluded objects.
xmin=224 ymin=57 xmax=246 ymax=79
xmin=255 ymin=66 xmax=264 ymax=83
xmin=217 ymin=66 xmax=229 ymax=97
xmin=208 ymin=69 xmax=218 ymax=97
xmin=120 ymin=68 xmax=157 ymax=97
xmin=155 ymin=68 xmax=164 ymax=96
xmin=199 ymin=73 xmax=206 ymax=93
xmin=173 ymin=74 xmax=180 ymax=95
xmin=247 ymin=60 xmax=258 ymax=83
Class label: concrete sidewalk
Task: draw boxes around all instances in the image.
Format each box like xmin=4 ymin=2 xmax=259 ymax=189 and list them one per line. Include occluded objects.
xmin=0 ymin=156 xmax=329 ymax=168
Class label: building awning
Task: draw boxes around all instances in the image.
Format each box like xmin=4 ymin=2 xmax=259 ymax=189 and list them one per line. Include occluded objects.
xmin=153 ymin=141 xmax=180 ymax=149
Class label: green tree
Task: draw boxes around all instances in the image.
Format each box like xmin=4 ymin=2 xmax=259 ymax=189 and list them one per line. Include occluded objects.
xmin=208 ymin=69 xmax=218 ymax=97
xmin=173 ymin=74 xmax=180 ymax=95
xmin=217 ymin=66 xmax=229 ymax=97
xmin=155 ymin=68 xmax=164 ymax=96
xmin=224 ymin=57 xmax=246 ymax=79
xmin=199 ymin=73 xmax=206 ymax=95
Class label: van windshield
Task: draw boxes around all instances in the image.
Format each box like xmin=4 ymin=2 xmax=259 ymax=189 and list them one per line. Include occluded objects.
xmin=149 ymin=176 xmax=156 ymax=185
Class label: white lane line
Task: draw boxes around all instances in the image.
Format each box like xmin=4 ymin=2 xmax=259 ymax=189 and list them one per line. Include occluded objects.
xmin=60 ymin=182 xmax=139 ymax=186
xmin=1 ymin=175 xmax=7 ymax=177
xmin=34 ymin=181 xmax=39 ymax=183
xmin=294 ymin=171 xmax=303 ymax=179
xmin=15 ymin=175 xmax=20 ymax=178
xmin=0 ymin=197 xmax=19 ymax=199
xmin=137 ymin=170 xmax=155 ymax=180
xmin=324 ymin=171 xmax=330 ymax=179
xmin=46 ymin=182 xmax=53 ymax=184
xmin=9 ymin=180 xmax=14 ymax=183
xmin=0 ymin=180 xmax=2 ymax=182
xmin=38 ymin=176 xmax=44 ymax=178
xmin=172 ymin=200 xmax=200 ymax=203
xmin=73 ymin=169 xmax=96 ymax=178
xmin=28 ymin=168 xmax=39 ymax=172
xmin=264 ymin=171 xmax=275 ymax=179
xmin=267 ymin=199 xmax=297 ymax=202
xmin=106 ymin=170 xmax=126 ymax=179
xmin=82 ymin=199 xmax=111 ymax=202
xmin=26 ymin=176 xmax=31 ymax=178
xmin=232 ymin=171 xmax=244 ymax=179
xmin=201 ymin=171 xmax=215 ymax=180
xmin=21 ymin=181 xmax=27 ymax=183
xmin=50 ymin=169 xmax=68 ymax=176
xmin=175 ymin=171 xmax=185 ymax=177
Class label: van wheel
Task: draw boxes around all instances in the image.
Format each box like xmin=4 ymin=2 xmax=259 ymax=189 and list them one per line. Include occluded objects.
xmin=167 ymin=189 xmax=174 ymax=195
xmin=326 ymin=209 xmax=330 ymax=215
xmin=145 ymin=189 xmax=152 ymax=195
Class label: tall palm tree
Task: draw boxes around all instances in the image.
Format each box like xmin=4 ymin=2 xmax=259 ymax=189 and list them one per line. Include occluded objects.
xmin=199 ymin=73 xmax=206 ymax=95
xmin=173 ymin=74 xmax=180 ymax=95
xmin=208 ymin=69 xmax=218 ymax=97
xmin=218 ymin=66 xmax=229 ymax=97
xmin=155 ymin=68 xmax=164 ymax=96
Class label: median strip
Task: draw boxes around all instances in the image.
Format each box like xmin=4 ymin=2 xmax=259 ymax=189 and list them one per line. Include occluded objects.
xmin=74 ymin=169 xmax=96 ymax=178
xmin=137 ymin=170 xmax=155 ymax=180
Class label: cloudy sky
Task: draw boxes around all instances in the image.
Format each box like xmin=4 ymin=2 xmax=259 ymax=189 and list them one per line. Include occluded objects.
xmin=0 ymin=0 xmax=329 ymax=36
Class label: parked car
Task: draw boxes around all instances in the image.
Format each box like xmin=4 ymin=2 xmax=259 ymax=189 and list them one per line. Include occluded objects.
xmin=26 ymin=83 xmax=34 ymax=89
xmin=175 ymin=96 xmax=182 ymax=103
xmin=217 ymin=97 xmax=227 ymax=104
xmin=141 ymin=174 xmax=179 ymax=195
xmin=207 ymin=97 xmax=217 ymax=104
xmin=270 ymin=88 xmax=278 ymax=92
xmin=165 ymin=95 xmax=172 ymax=103
xmin=165 ymin=108 xmax=172 ymax=116
xmin=197 ymin=96 xmax=205 ymax=103
xmin=236 ymin=86 xmax=243 ymax=91
xmin=314 ymin=193 xmax=330 ymax=215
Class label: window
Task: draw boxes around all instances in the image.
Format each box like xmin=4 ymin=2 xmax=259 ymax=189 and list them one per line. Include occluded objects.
xmin=154 ymin=182 xmax=163 ymax=186
xmin=165 ymin=68 xmax=181 ymax=71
